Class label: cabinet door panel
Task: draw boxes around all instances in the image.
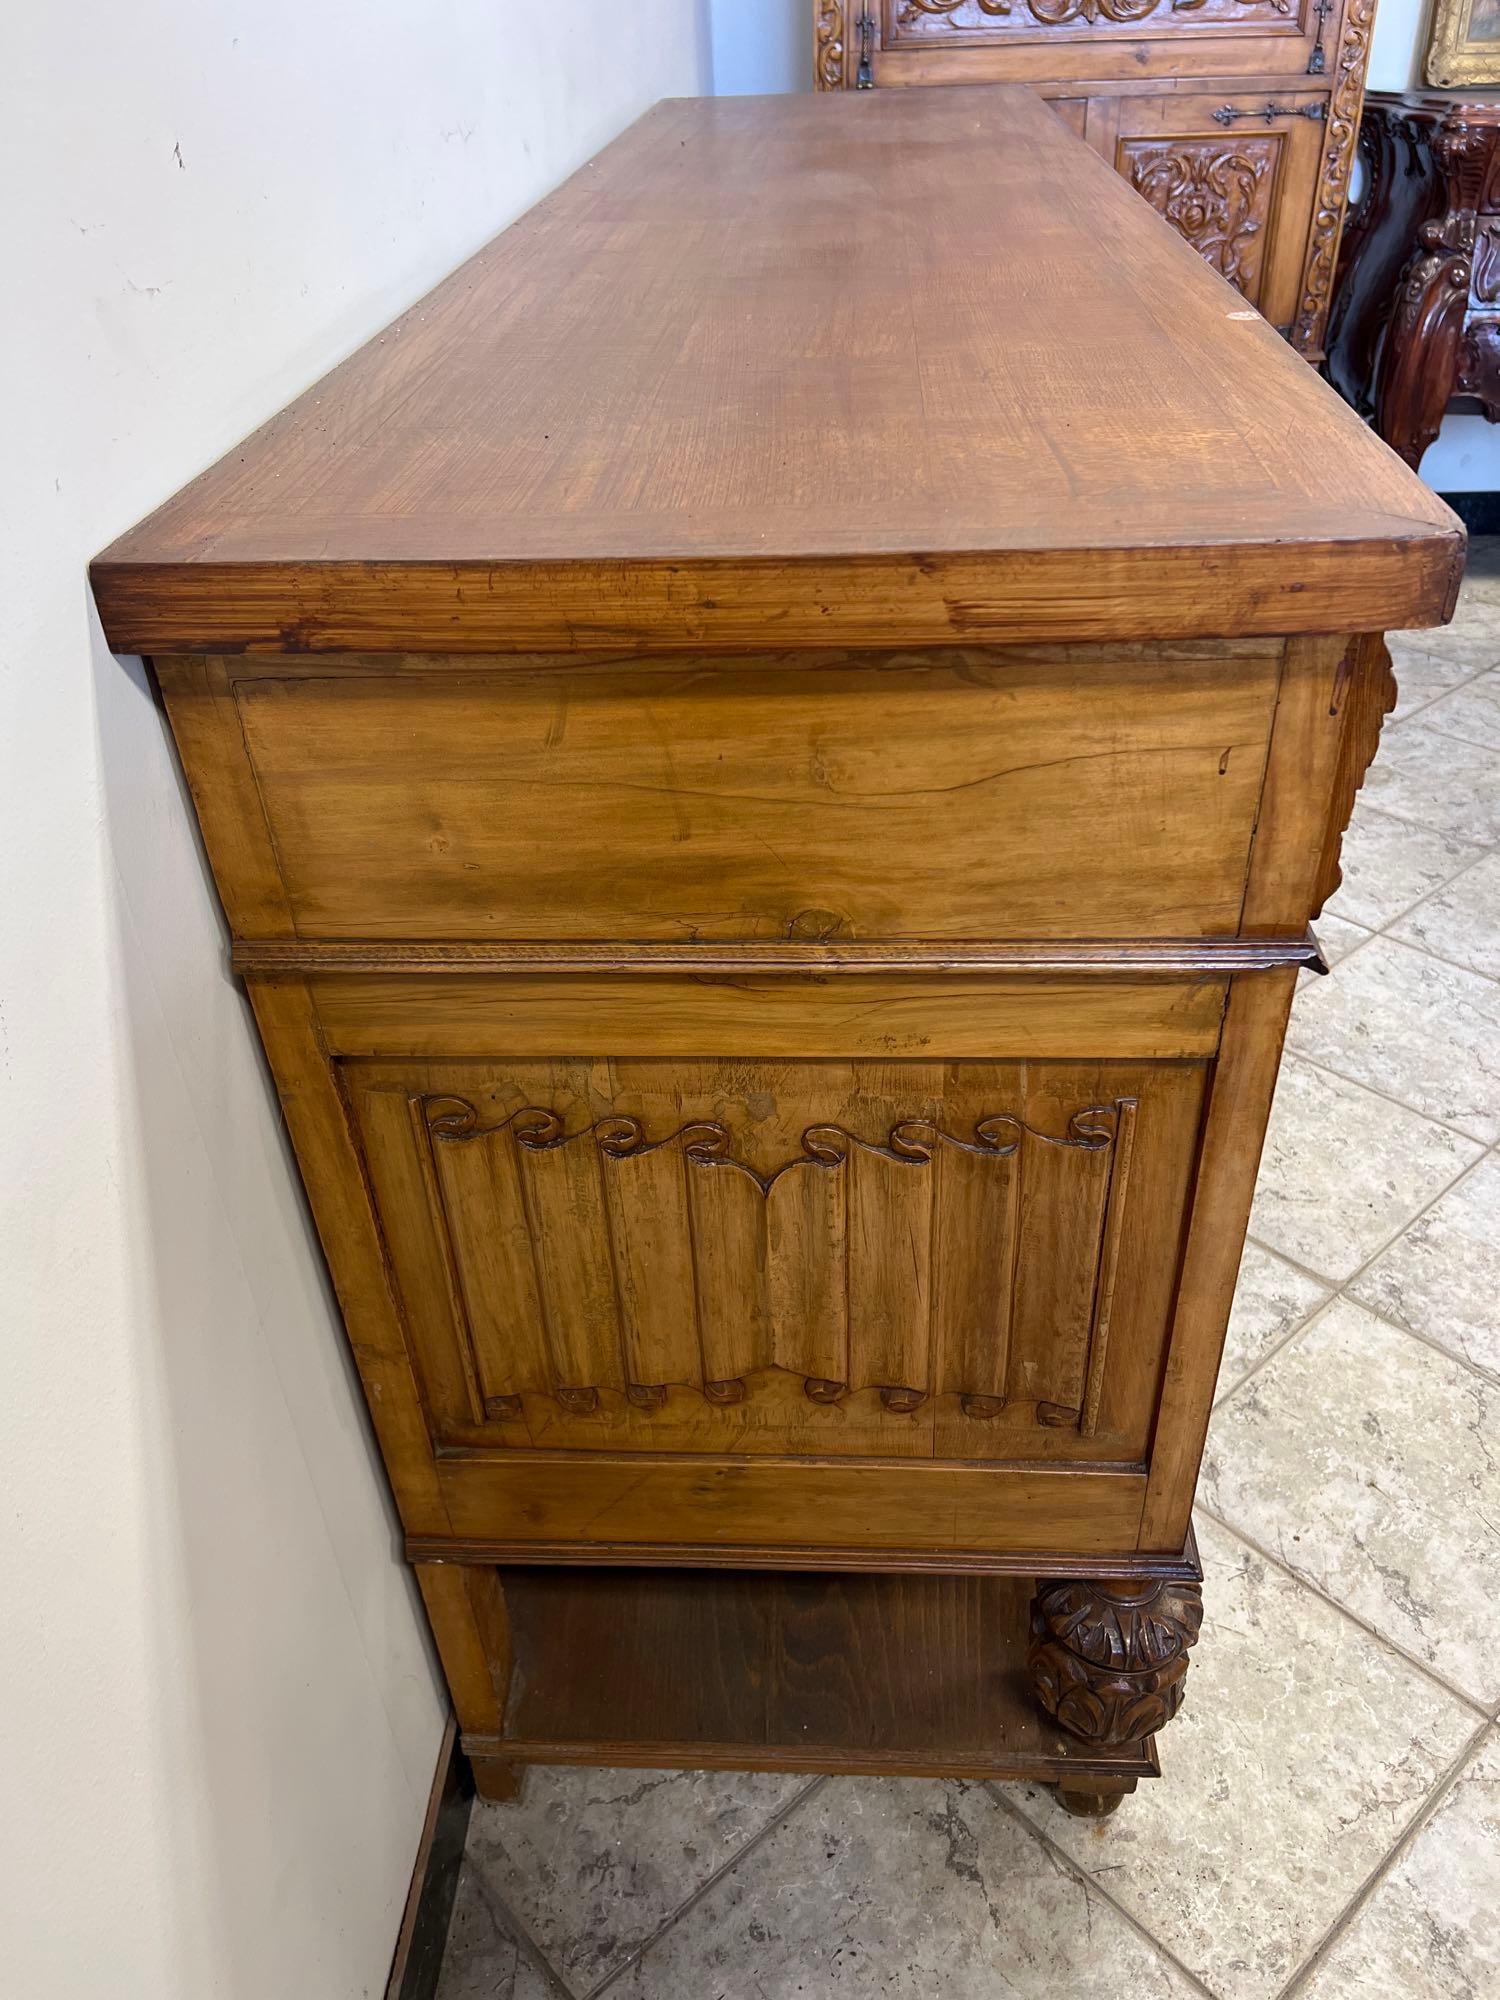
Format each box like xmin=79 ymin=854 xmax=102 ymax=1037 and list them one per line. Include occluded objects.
xmin=1106 ymin=92 xmax=1327 ymax=331
xmin=347 ymin=1048 xmax=1207 ymax=1467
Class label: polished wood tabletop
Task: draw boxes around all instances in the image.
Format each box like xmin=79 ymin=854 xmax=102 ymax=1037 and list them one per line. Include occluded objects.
xmin=93 ymin=87 xmax=1460 ymax=656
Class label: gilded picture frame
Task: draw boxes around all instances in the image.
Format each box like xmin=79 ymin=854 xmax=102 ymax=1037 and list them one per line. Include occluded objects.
xmin=1425 ymin=0 xmax=1500 ymax=87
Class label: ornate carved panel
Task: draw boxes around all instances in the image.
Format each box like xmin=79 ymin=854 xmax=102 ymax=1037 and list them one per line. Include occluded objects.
xmin=1292 ymin=0 xmax=1375 ymax=352
xmin=887 ymin=0 xmax=1295 ymax=37
xmin=816 ymin=0 xmax=849 ymax=88
xmin=1122 ymin=138 xmax=1279 ymax=298
xmin=352 ymin=1057 xmax=1207 ymax=1460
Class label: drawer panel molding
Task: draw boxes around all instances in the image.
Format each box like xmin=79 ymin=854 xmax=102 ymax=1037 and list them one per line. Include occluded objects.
xmin=231 ymin=934 xmax=1324 ymax=977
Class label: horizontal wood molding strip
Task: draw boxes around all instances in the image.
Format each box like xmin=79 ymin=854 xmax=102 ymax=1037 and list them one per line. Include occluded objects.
xmin=458 ymin=1731 xmax=1156 ymax=1784
xmin=233 ymin=935 xmax=1324 ymax=978
xmin=405 ymin=1535 xmax=1201 ymax=1581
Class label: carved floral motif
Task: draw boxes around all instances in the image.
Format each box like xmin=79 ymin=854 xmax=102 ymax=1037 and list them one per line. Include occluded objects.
xmin=815 ymin=0 xmax=847 ymax=88
xmin=1125 ymin=140 xmax=1275 ymax=295
xmin=896 ymin=0 xmax=1289 ymax=24
xmin=1028 ymin=1578 xmax=1204 ymax=1746
xmin=1293 ymin=0 xmax=1376 ymax=352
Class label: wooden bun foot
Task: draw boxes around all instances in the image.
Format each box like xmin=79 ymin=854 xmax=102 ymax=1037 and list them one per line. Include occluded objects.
xmin=1057 ymin=1781 xmax=1127 ymax=1819
xmin=469 ymin=1754 xmax=525 ymax=1804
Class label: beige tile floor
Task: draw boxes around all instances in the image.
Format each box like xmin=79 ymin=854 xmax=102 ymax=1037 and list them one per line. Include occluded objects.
xmin=434 ymin=550 xmax=1500 ymax=2000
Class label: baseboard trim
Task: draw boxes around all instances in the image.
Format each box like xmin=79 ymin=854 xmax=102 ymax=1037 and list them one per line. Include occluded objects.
xmin=385 ymin=1716 xmax=474 ymax=2000
xmin=1438 ymin=491 xmax=1500 ymax=534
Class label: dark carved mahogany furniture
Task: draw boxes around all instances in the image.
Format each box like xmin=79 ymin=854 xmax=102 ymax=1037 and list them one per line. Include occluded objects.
xmin=1327 ymin=92 xmax=1500 ymax=467
xmin=814 ymin=0 xmax=1377 ymax=360
xmin=93 ymin=90 xmax=1459 ymax=1818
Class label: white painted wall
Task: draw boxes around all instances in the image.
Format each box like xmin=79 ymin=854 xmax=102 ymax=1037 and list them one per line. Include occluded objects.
xmin=710 ymin=0 xmax=1498 ymax=487
xmin=711 ymin=0 xmax=809 ymax=91
xmin=0 ymin=5 xmax=709 ymax=1996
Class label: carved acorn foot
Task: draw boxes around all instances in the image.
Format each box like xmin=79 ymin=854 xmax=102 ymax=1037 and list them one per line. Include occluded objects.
xmin=1028 ymin=1577 xmax=1204 ymax=1749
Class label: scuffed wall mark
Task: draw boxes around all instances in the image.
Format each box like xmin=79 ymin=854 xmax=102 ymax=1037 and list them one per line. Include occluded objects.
xmin=173 ymin=140 xmax=185 ymax=169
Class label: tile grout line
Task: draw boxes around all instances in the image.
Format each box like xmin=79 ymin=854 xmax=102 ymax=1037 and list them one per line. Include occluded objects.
xmin=1197 ymin=1509 xmax=1492 ymax=1720
xmin=1239 ymin=1133 xmax=1483 ymax=1361
xmin=1337 ymin=834 xmax=1500 ymax=980
xmin=1272 ymin=1715 xmax=1494 ymax=2000
xmin=1219 ymin=1239 xmax=1500 ymax=1410
xmin=1325 ymin=911 xmax=1500 ymax=994
xmin=1279 ymin=1045 xmax=1494 ymax=1149
xmin=1333 ymin=790 xmax=1499 ymax=850
xmin=1210 ymin=1286 xmax=1337 ymax=1414
xmin=1229 ymin=1122 xmax=1500 ymax=1402
xmin=982 ymin=1782 xmax=1222 ymax=2000
xmin=1390 ymin=712 xmax=1500 ymax=758
xmin=581 ymin=1776 xmax=831 ymax=1999
xmin=1332 ymin=873 xmax=1479 ymax=958
xmin=463 ymin=1861 xmax=578 ymax=2000
xmin=1376 ymin=930 xmax=1500 ymax=988
xmin=1383 ymin=673 xmax=1488 ymax=736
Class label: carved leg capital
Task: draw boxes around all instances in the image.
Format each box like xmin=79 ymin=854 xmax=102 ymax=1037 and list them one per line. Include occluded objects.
xmin=1027 ymin=1577 xmax=1203 ymax=1749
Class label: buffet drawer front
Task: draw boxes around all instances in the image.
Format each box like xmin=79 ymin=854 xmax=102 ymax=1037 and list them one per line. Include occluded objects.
xmin=204 ymin=643 xmax=1282 ymax=942
xmin=329 ymin=971 xmax=1217 ymax=1483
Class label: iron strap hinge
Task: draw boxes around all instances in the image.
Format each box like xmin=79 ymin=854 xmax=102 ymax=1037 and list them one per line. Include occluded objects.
xmin=1212 ymin=100 xmax=1328 ymax=126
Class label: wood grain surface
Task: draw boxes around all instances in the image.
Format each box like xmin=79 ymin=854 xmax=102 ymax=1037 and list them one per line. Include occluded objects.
xmin=467 ymin=1565 xmax=1159 ymax=1782
xmin=94 ymin=89 xmax=1460 ymax=655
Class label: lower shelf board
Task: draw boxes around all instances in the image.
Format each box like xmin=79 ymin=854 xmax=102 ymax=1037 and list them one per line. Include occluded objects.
xmin=464 ymin=1566 xmax=1158 ymax=1789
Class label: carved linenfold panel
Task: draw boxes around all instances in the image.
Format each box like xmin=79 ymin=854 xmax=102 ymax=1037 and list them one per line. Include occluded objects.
xmin=351 ymin=1054 xmax=1208 ymax=1462
xmin=419 ymin=1093 xmax=1134 ymax=1431
xmin=1123 ymin=138 xmax=1279 ymax=298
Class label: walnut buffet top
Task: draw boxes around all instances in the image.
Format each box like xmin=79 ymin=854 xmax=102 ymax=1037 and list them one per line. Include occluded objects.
xmin=93 ymin=88 xmax=1461 ymax=656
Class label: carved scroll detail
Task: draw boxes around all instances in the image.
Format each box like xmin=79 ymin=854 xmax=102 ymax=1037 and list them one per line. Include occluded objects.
xmin=1125 ymin=140 xmax=1276 ymax=296
xmin=1312 ymin=635 xmax=1397 ymax=917
xmin=1374 ymin=112 xmax=1493 ymax=466
xmin=896 ymin=0 xmax=1287 ymax=24
xmin=815 ymin=0 xmax=848 ymax=88
xmin=1029 ymin=1578 xmax=1204 ymax=1746
xmin=419 ymin=1093 xmax=1137 ymax=1428
xmin=1473 ymin=221 xmax=1500 ymax=306
xmin=425 ymin=1099 xmax=1118 ymax=1194
xmin=1292 ymin=0 xmax=1376 ymax=355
